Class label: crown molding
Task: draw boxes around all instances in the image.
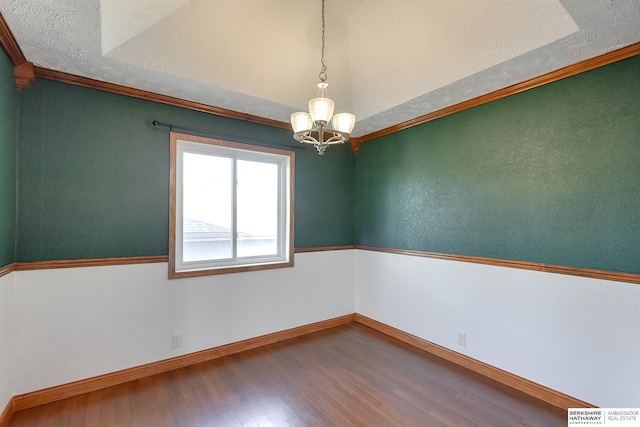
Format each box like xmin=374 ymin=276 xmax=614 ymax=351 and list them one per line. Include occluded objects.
xmin=3 ymin=9 xmax=637 ymax=144
xmin=0 ymin=12 xmax=36 ymax=90
xmin=357 ymin=42 xmax=640 ymax=143
xmin=34 ymin=67 xmax=291 ymax=130
xmin=0 ymin=12 xmax=25 ymax=65
xmin=14 ymin=61 xmax=34 ymax=90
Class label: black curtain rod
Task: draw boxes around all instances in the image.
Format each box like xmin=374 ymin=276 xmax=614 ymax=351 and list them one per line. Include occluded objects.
xmin=152 ymin=120 xmax=306 ymax=152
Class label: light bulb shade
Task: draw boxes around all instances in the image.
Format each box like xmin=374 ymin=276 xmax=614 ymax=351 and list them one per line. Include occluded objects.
xmin=309 ymin=97 xmax=335 ymax=124
xmin=291 ymin=112 xmax=312 ymax=133
xmin=332 ymin=113 xmax=356 ymax=134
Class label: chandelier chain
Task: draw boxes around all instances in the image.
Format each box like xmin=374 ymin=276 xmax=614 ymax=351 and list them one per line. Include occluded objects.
xmin=290 ymin=0 xmax=354 ymax=155
xmin=319 ymin=0 xmax=327 ymax=82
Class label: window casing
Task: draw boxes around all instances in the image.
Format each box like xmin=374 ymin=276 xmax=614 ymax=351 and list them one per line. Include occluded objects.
xmin=169 ymin=132 xmax=294 ymax=278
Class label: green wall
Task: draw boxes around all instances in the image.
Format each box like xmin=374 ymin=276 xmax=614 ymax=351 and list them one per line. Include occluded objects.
xmin=17 ymin=79 xmax=355 ymax=261
xmin=14 ymin=55 xmax=640 ymax=273
xmin=356 ymin=56 xmax=640 ymax=274
xmin=0 ymin=49 xmax=17 ymax=267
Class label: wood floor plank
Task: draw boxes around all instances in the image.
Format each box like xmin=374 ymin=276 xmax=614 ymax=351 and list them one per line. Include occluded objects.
xmin=289 ymin=369 xmax=356 ymax=426
xmin=270 ymin=377 xmax=336 ymax=427
xmin=303 ymin=368 xmax=385 ymax=427
xmin=347 ymin=370 xmax=451 ymax=427
xmin=80 ymin=388 xmax=102 ymax=426
xmin=8 ymin=323 xmax=567 ymax=426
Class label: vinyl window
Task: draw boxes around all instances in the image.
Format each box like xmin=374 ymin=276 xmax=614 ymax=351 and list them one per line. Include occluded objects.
xmin=169 ymin=133 xmax=294 ymax=278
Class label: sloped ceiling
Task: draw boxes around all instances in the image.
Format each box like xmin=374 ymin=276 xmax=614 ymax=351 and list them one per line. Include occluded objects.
xmin=0 ymin=0 xmax=638 ymax=137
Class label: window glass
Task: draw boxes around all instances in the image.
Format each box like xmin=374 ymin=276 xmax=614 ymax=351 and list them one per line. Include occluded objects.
xmin=237 ymin=160 xmax=279 ymax=257
xmin=182 ymin=153 xmax=232 ymax=262
xmin=169 ymin=133 xmax=294 ymax=278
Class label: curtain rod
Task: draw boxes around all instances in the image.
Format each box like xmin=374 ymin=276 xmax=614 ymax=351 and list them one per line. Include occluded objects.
xmin=152 ymin=120 xmax=306 ymax=152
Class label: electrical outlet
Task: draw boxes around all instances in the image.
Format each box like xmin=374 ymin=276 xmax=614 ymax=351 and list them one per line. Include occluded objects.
xmin=171 ymin=333 xmax=182 ymax=349
xmin=457 ymin=332 xmax=466 ymax=347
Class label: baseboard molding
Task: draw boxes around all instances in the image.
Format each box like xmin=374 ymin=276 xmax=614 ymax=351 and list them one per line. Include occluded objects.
xmin=12 ymin=314 xmax=355 ymax=412
xmin=0 ymin=397 xmax=13 ymax=427
xmin=8 ymin=313 xmax=591 ymax=415
xmin=354 ymin=314 xmax=593 ymax=411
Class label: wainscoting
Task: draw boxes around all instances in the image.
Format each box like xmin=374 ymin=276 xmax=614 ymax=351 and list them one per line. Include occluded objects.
xmin=2 ymin=248 xmax=639 ymax=425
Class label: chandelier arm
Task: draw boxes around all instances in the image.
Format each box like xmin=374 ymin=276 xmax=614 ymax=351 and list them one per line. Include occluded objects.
xmin=294 ymin=128 xmax=349 ymax=146
xmin=293 ymin=131 xmax=320 ymax=145
xmin=325 ymin=134 xmax=348 ymax=144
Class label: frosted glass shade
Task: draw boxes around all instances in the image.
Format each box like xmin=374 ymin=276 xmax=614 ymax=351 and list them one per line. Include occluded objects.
xmin=332 ymin=113 xmax=356 ymax=134
xmin=309 ymin=97 xmax=335 ymax=124
xmin=291 ymin=112 xmax=312 ymax=133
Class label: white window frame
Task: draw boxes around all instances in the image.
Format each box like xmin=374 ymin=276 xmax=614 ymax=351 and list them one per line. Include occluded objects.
xmin=169 ymin=132 xmax=294 ymax=278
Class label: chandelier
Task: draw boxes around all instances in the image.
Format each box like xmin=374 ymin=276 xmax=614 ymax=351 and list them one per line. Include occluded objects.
xmin=291 ymin=0 xmax=355 ymax=155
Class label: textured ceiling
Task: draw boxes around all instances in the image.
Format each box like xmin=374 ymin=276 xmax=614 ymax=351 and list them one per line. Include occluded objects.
xmin=1 ymin=0 xmax=639 ymax=137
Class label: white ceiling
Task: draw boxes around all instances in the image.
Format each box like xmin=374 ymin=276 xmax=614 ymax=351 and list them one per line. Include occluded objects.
xmin=1 ymin=0 xmax=639 ymax=137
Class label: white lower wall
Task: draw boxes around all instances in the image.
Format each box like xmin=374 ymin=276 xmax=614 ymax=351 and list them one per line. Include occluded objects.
xmin=13 ymin=250 xmax=356 ymax=395
xmin=0 ymin=271 xmax=14 ymax=413
xmin=355 ymin=250 xmax=640 ymax=408
xmin=8 ymin=249 xmax=640 ymax=408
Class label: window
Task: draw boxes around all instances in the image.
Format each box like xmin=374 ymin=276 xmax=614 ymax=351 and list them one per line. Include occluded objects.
xmin=169 ymin=132 xmax=294 ymax=278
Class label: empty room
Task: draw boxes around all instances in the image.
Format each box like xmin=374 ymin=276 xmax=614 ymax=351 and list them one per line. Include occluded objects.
xmin=1 ymin=0 xmax=639 ymax=426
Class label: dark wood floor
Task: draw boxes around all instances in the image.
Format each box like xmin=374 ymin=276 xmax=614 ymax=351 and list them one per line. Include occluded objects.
xmin=9 ymin=323 xmax=566 ymax=426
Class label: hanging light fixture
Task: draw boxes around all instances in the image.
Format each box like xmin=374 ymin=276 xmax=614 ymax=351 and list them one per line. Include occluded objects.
xmin=291 ymin=0 xmax=355 ymax=155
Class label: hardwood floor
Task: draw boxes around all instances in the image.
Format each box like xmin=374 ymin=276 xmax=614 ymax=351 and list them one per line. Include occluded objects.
xmin=9 ymin=323 xmax=567 ymax=426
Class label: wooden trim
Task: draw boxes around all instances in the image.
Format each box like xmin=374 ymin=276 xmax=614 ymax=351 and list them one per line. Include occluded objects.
xmin=358 ymin=42 xmax=640 ymax=143
xmin=9 ymin=247 xmax=353 ymax=272
xmin=11 ymin=247 xmax=640 ymax=285
xmin=289 ymin=151 xmax=296 ymax=271
xmin=8 ymin=314 xmax=593 ymax=414
xmin=0 ymin=397 xmax=13 ymax=427
xmin=358 ymin=245 xmax=640 ymax=285
xmin=0 ymin=12 xmax=35 ymax=91
xmin=295 ymin=245 xmax=357 ymax=253
xmin=0 ymin=12 xmax=26 ymax=66
xmin=349 ymin=138 xmax=363 ymax=154
xmin=34 ymin=67 xmax=291 ymax=130
xmin=28 ymin=42 xmax=640 ymax=147
xmin=12 ymin=314 xmax=356 ymax=411
xmin=8 ymin=247 xmax=356 ymax=274
xmin=168 ymin=133 xmax=178 ymax=277
xmin=169 ymin=260 xmax=295 ymax=279
xmin=2 ymin=10 xmax=636 ymax=144
xmin=15 ymin=256 xmax=168 ymax=271
xmin=7 ymin=314 xmax=592 ymax=416
xmin=355 ymin=314 xmax=593 ymax=410
xmin=0 ymin=263 xmax=15 ymax=278
xmin=14 ymin=61 xmax=35 ymax=91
